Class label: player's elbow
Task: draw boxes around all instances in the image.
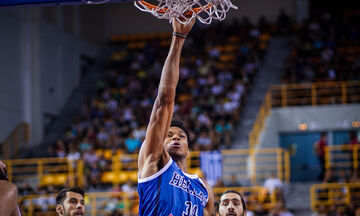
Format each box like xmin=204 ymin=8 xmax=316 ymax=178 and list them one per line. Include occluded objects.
xmin=157 ymin=88 xmax=175 ymax=105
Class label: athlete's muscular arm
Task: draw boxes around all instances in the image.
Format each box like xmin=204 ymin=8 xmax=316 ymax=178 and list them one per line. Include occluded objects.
xmin=203 ymin=180 xmax=215 ymax=216
xmin=138 ymin=18 xmax=196 ymax=179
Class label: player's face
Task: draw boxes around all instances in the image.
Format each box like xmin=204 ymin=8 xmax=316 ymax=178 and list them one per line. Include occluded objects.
xmin=165 ymin=126 xmax=189 ymax=159
xmin=219 ymin=193 xmax=246 ymax=216
xmin=57 ymin=192 xmax=85 ymax=216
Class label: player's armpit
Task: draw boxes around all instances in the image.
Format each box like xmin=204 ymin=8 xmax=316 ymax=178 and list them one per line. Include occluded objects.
xmin=203 ymin=180 xmax=215 ymax=216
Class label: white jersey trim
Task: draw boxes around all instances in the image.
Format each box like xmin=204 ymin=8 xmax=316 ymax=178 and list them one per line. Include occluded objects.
xmin=183 ymin=172 xmax=209 ymax=204
xmin=138 ymin=158 xmax=173 ymax=183
xmin=183 ymin=172 xmax=198 ymax=179
xmin=198 ymin=178 xmax=210 ymax=203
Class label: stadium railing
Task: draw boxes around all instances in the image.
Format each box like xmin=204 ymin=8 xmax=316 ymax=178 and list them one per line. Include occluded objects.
xmin=249 ymin=81 xmax=360 ymax=150
xmin=100 ymin=148 xmax=289 ymax=186
xmin=1 ymin=122 xmax=29 ymax=159
xmin=310 ymin=183 xmax=360 ymax=212
xmin=18 ymin=186 xmax=277 ymax=216
xmin=5 ymin=148 xmax=289 ymax=187
xmin=325 ymin=144 xmax=359 ymax=172
xmin=4 ymin=158 xmax=83 ymax=187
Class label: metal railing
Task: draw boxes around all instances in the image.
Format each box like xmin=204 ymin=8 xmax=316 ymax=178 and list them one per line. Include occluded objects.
xmin=18 ymin=186 xmax=278 ymax=216
xmin=310 ymin=183 xmax=360 ymax=211
xmin=4 ymin=158 xmax=83 ymax=187
xmin=249 ymin=81 xmax=360 ymax=150
xmin=325 ymin=144 xmax=359 ymax=172
xmin=221 ymin=148 xmax=290 ymax=185
xmin=1 ymin=122 xmax=29 ymax=159
xmin=5 ymin=148 xmax=289 ymax=187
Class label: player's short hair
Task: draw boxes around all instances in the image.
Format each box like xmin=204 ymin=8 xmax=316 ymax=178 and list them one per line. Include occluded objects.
xmin=0 ymin=166 xmax=8 ymax=181
xmin=56 ymin=187 xmax=85 ymax=205
xmin=220 ymin=190 xmax=247 ymax=211
xmin=170 ymin=119 xmax=191 ymax=148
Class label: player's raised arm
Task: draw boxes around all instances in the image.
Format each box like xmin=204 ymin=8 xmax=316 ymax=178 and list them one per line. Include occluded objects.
xmin=138 ymin=18 xmax=196 ymax=178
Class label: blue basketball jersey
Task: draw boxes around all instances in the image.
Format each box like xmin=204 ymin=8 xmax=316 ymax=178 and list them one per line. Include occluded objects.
xmin=138 ymin=158 xmax=209 ymax=216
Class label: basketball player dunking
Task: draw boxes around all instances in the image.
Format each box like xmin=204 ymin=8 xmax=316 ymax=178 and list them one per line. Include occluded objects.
xmin=137 ymin=18 xmax=214 ymax=216
xmin=0 ymin=160 xmax=21 ymax=216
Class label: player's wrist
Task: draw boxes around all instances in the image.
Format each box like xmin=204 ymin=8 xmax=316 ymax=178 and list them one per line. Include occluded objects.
xmin=173 ymin=32 xmax=187 ymax=39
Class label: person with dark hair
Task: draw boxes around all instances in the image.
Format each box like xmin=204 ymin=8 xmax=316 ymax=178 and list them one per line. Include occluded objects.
xmin=0 ymin=160 xmax=20 ymax=216
xmin=218 ymin=190 xmax=247 ymax=216
xmin=137 ymin=18 xmax=214 ymax=216
xmin=55 ymin=187 xmax=85 ymax=216
xmin=314 ymin=132 xmax=328 ymax=181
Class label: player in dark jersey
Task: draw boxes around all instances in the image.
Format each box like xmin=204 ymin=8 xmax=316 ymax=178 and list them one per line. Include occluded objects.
xmin=0 ymin=160 xmax=21 ymax=216
xmin=137 ymin=18 xmax=214 ymax=216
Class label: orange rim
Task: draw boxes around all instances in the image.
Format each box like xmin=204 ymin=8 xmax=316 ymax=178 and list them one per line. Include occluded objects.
xmin=139 ymin=0 xmax=212 ymax=15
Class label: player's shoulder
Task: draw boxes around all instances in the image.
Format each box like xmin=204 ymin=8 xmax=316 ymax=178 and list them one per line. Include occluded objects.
xmin=0 ymin=180 xmax=17 ymax=197
xmin=0 ymin=180 xmax=17 ymax=190
xmin=199 ymin=178 xmax=213 ymax=194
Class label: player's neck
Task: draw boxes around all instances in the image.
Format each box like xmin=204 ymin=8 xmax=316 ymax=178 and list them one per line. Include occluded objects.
xmin=175 ymin=159 xmax=187 ymax=171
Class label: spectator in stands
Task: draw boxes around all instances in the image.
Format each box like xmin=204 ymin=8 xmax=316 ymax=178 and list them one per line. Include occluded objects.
xmin=124 ymin=132 xmax=142 ymax=154
xmin=251 ymin=201 xmax=267 ymax=216
xmin=349 ymin=131 xmax=359 ymax=145
xmin=311 ymin=205 xmax=327 ymax=216
xmin=67 ymin=143 xmax=80 ymax=168
xmin=56 ymin=187 xmax=85 ymax=216
xmin=348 ymin=131 xmax=359 ymax=171
xmin=350 ymin=170 xmax=359 ymax=183
xmin=121 ymin=179 xmax=136 ymax=197
xmin=323 ymin=169 xmax=338 ymax=183
xmin=276 ymin=9 xmax=291 ymax=35
xmin=226 ymin=173 xmax=241 ymax=187
xmin=268 ymin=202 xmax=293 ymax=216
xmin=314 ymin=132 xmax=327 ymax=181
xmin=337 ymin=170 xmax=349 ymax=183
xmin=264 ymin=172 xmax=283 ymax=201
xmin=0 ymin=160 xmax=20 ymax=216
xmin=196 ymin=130 xmax=213 ymax=150
xmin=55 ymin=139 xmax=66 ymax=158
xmin=214 ymin=178 xmax=225 ymax=187
xmin=218 ymin=190 xmax=247 ymax=216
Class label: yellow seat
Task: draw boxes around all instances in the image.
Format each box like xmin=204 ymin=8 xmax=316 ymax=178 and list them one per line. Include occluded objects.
xmin=55 ymin=174 xmax=67 ymax=185
xmin=101 ymin=172 xmax=115 ymax=183
xmin=119 ymin=172 xmax=129 ymax=183
xmin=95 ymin=149 xmax=103 ymax=157
xmin=129 ymin=171 xmax=138 ymax=182
xmin=103 ymin=150 xmax=113 ymax=160
xmin=42 ymin=174 xmax=55 ymax=186
xmin=42 ymin=174 xmax=67 ymax=186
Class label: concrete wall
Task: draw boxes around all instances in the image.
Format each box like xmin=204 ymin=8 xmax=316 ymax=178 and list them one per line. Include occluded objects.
xmin=0 ymin=9 xmax=24 ymax=144
xmin=259 ymin=104 xmax=360 ymax=148
xmin=0 ymin=8 xmax=99 ymax=146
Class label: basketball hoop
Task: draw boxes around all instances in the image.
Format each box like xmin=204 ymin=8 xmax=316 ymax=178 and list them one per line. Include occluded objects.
xmin=134 ymin=0 xmax=238 ymax=25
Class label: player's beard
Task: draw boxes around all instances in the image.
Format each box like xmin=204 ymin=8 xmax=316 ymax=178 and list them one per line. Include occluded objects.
xmin=63 ymin=208 xmax=71 ymax=216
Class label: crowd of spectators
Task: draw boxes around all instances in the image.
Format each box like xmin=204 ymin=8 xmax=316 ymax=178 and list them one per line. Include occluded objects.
xmin=282 ymin=12 xmax=360 ymax=83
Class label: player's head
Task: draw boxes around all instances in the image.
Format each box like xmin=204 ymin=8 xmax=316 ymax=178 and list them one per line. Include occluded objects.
xmin=218 ymin=190 xmax=247 ymax=216
xmin=56 ymin=187 xmax=85 ymax=216
xmin=165 ymin=119 xmax=191 ymax=162
xmin=0 ymin=160 xmax=8 ymax=181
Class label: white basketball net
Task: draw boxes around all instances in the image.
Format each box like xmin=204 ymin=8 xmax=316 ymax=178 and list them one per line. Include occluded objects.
xmin=134 ymin=0 xmax=238 ymax=25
